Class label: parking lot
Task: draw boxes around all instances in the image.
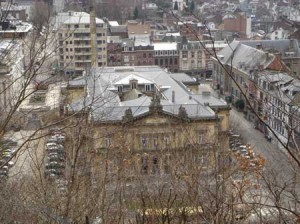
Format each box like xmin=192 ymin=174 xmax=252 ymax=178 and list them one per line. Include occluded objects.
xmin=44 ymin=128 xmax=67 ymax=194
xmin=229 ymin=130 xmax=265 ymax=172
xmin=0 ymin=139 xmax=18 ymax=181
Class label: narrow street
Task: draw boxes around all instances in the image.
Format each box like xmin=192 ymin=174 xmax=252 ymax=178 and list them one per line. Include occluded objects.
xmin=230 ymin=108 xmax=295 ymax=181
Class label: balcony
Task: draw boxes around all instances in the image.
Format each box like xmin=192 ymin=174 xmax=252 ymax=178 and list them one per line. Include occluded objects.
xmin=74 ymin=51 xmax=91 ymax=55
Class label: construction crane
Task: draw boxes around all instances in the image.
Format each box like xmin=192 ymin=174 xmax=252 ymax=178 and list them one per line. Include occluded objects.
xmin=89 ymin=0 xmax=97 ymax=69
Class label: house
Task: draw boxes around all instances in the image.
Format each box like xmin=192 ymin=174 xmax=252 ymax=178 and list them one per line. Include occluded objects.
xmin=153 ymin=42 xmax=179 ymax=72
xmin=107 ymin=36 xmax=123 ymax=66
xmin=0 ymin=19 xmax=32 ymax=39
xmin=223 ymin=12 xmax=252 ymax=38
xmin=0 ymin=2 xmax=27 ymax=22
xmin=256 ymin=71 xmax=300 ymax=149
xmin=133 ymin=35 xmax=155 ymax=66
xmin=238 ymin=39 xmax=300 ymax=77
xmin=178 ymin=38 xmax=228 ymax=78
xmin=212 ymin=40 xmax=289 ymax=124
xmin=66 ymin=66 xmax=230 ymax=177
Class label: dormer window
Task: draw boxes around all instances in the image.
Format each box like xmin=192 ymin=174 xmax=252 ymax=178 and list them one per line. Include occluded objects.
xmin=130 ymin=79 xmax=138 ymax=89
xmin=118 ymin=85 xmax=123 ymax=92
xmin=145 ymin=84 xmax=151 ymax=92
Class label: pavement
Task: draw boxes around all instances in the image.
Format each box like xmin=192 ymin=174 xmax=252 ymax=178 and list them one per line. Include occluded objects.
xmin=201 ymin=83 xmax=300 ymax=213
xmin=4 ymin=130 xmax=45 ymax=181
xmin=230 ymin=108 xmax=296 ymax=180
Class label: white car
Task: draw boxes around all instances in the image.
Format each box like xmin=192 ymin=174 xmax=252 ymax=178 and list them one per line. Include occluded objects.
xmin=46 ymin=142 xmax=57 ymax=148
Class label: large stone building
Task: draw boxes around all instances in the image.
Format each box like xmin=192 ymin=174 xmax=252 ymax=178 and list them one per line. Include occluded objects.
xmin=56 ymin=12 xmax=107 ymax=76
xmin=67 ymin=66 xmax=230 ymax=177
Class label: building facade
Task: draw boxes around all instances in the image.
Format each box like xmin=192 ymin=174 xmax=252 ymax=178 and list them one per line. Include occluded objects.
xmin=178 ymin=40 xmax=228 ymax=78
xmin=57 ymin=12 xmax=107 ymax=76
xmin=0 ymin=40 xmax=24 ymax=112
xmin=153 ymin=42 xmax=179 ymax=72
xmin=66 ymin=66 xmax=230 ymax=178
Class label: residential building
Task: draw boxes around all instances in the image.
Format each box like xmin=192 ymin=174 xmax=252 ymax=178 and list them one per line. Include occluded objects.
xmin=0 ymin=2 xmax=27 ymax=21
xmin=66 ymin=66 xmax=230 ymax=177
xmin=0 ymin=40 xmax=24 ymax=112
xmin=56 ymin=12 xmax=107 ymax=76
xmin=153 ymin=42 xmax=179 ymax=72
xmin=223 ymin=12 xmax=251 ymax=38
xmin=256 ymin=72 xmax=300 ymax=149
xmin=109 ymin=25 xmax=128 ymax=39
xmin=178 ymin=39 xmax=228 ymax=78
xmin=237 ymin=39 xmax=300 ymax=77
xmin=0 ymin=19 xmax=32 ymax=39
xmin=177 ymin=21 xmax=204 ymax=41
xmin=133 ymin=35 xmax=155 ymax=66
xmin=121 ymin=38 xmax=135 ymax=66
xmin=107 ymin=36 xmax=122 ymax=66
xmin=127 ymin=23 xmax=151 ymax=38
xmin=212 ymin=40 xmax=289 ymax=125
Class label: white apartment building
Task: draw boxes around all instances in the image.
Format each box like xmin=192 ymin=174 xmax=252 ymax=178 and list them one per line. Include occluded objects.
xmin=57 ymin=12 xmax=107 ymax=76
xmin=0 ymin=40 xmax=24 ymax=112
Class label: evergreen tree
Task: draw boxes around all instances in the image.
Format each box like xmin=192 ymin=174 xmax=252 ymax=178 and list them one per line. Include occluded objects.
xmin=133 ymin=6 xmax=139 ymax=19
xmin=174 ymin=1 xmax=179 ymax=10
xmin=190 ymin=0 xmax=195 ymax=12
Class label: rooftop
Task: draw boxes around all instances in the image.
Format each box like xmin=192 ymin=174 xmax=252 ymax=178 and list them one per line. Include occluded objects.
xmin=68 ymin=66 xmax=228 ymax=122
xmin=153 ymin=42 xmax=178 ymax=51
xmin=63 ymin=12 xmax=104 ymax=25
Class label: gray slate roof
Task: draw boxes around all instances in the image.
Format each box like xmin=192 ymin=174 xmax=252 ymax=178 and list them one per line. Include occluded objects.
xmin=239 ymin=39 xmax=300 ymax=55
xmin=217 ymin=41 xmax=275 ymax=70
xmin=68 ymin=66 xmax=222 ymax=122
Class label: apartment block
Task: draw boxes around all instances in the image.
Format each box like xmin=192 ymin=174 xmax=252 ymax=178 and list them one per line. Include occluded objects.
xmin=57 ymin=12 xmax=107 ymax=76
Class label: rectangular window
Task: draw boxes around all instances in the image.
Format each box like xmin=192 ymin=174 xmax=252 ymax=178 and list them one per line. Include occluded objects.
xmin=164 ymin=136 xmax=170 ymax=146
xmin=153 ymin=136 xmax=158 ymax=148
xmin=118 ymin=86 xmax=123 ymax=92
xmin=141 ymin=136 xmax=147 ymax=148
xmin=145 ymin=84 xmax=151 ymax=92
xmin=152 ymin=157 xmax=159 ymax=174
xmin=199 ymin=134 xmax=203 ymax=144
xmin=104 ymin=137 xmax=110 ymax=148
xmin=141 ymin=156 xmax=148 ymax=174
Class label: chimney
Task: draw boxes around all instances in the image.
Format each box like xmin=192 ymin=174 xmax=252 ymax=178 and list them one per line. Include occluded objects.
xmin=256 ymin=43 xmax=262 ymax=50
xmin=172 ymin=91 xmax=175 ymax=103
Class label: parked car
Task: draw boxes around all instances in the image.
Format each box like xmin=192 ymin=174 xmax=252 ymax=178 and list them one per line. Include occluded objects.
xmin=46 ymin=142 xmax=57 ymax=148
xmin=0 ymin=169 xmax=8 ymax=175
xmin=49 ymin=157 xmax=65 ymax=163
xmin=47 ymin=138 xmax=58 ymax=143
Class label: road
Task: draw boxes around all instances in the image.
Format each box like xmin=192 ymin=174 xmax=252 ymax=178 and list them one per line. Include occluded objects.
xmin=202 ymin=83 xmax=300 ymax=212
xmin=230 ymin=107 xmax=300 ymax=212
xmin=201 ymin=83 xmax=297 ymax=184
xmin=230 ymin=108 xmax=296 ymax=180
